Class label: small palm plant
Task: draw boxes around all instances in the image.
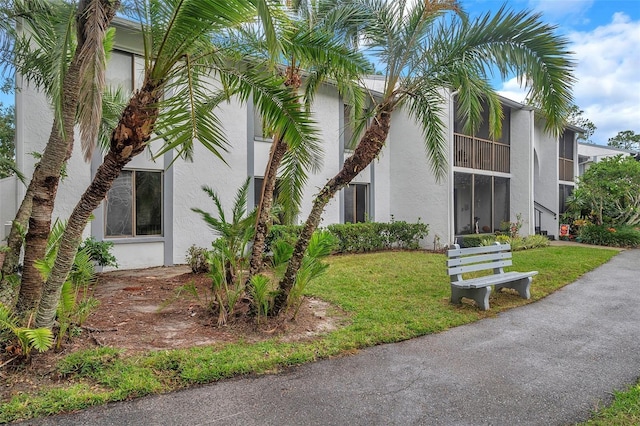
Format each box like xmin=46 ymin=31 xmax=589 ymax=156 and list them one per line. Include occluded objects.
xmin=192 ymin=178 xmax=257 ymax=325
xmin=33 ymin=220 xmax=99 ymax=349
xmin=0 ymin=304 xmax=53 ymax=360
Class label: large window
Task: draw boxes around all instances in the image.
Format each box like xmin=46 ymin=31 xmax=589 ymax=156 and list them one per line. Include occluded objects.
xmin=344 ymin=183 xmax=368 ymax=223
xmin=105 ymin=170 xmax=162 ymax=237
xmin=559 ymin=130 xmax=575 ymax=181
xmin=106 ymin=50 xmax=134 ymax=92
xmin=454 ymin=172 xmax=510 ymax=234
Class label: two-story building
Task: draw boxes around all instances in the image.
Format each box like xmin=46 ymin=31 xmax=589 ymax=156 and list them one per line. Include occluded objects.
xmin=0 ymin=19 xmax=580 ymax=269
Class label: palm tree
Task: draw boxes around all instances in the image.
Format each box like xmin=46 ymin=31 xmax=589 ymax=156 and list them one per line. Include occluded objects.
xmin=244 ymin=0 xmax=368 ymax=281
xmin=272 ymin=0 xmax=575 ymax=313
xmin=34 ymin=0 xmax=319 ymax=328
xmin=0 ymin=0 xmax=120 ymax=312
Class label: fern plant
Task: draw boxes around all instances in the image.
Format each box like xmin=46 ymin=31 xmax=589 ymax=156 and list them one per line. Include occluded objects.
xmin=33 ymin=220 xmax=99 ymax=348
xmin=286 ymin=231 xmax=335 ymax=319
xmin=0 ymin=303 xmax=53 ymax=359
xmin=191 ymin=179 xmax=257 ymax=325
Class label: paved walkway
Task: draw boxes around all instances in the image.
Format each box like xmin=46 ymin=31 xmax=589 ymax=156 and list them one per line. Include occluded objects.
xmin=21 ymin=249 xmax=640 ymax=426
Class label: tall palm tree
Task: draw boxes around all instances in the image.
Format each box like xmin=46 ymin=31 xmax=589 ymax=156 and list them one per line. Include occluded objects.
xmin=0 ymin=0 xmax=119 ymax=311
xmin=272 ymin=0 xmax=575 ymax=313
xmin=34 ymin=0 xmax=319 ymax=328
xmin=244 ymin=0 xmax=369 ymax=282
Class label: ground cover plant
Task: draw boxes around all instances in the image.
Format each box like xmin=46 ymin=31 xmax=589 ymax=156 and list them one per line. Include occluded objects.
xmin=582 ymin=380 xmax=640 ymax=425
xmin=0 ymin=245 xmax=618 ymax=423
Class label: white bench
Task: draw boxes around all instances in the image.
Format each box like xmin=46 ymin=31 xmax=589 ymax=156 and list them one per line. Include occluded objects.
xmin=447 ymin=243 xmax=538 ymax=310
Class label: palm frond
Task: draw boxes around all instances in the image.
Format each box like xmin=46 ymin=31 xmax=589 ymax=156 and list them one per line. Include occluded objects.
xmin=77 ymin=0 xmax=115 ymax=161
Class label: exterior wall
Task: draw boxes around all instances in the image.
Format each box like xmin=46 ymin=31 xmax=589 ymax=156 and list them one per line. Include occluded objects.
xmin=4 ymin=18 xmax=561 ymax=269
xmin=578 ymin=142 xmax=636 ymax=175
xmin=533 ymin=120 xmax=560 ymax=237
xmin=509 ymin=109 xmax=535 ymax=236
xmin=389 ymin=102 xmax=450 ymax=247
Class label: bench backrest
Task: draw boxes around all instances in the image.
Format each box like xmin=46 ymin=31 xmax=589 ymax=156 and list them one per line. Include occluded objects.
xmin=447 ymin=243 xmax=512 ymax=282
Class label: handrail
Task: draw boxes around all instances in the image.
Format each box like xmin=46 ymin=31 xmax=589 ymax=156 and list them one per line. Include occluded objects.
xmin=534 ymin=201 xmax=556 ymax=219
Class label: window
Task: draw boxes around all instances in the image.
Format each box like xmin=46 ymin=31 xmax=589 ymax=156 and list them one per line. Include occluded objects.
xmin=559 ymin=130 xmax=575 ymax=182
xmin=254 ymin=177 xmax=288 ymax=224
xmin=253 ymin=107 xmax=272 ymax=140
xmin=559 ymin=184 xmax=573 ymax=215
xmin=105 ymin=170 xmax=162 ymax=237
xmin=454 ymin=172 xmax=510 ymax=234
xmin=344 ymin=183 xmax=368 ymax=223
xmin=106 ymin=50 xmax=134 ymax=92
xmin=559 ymin=131 xmax=575 ymax=160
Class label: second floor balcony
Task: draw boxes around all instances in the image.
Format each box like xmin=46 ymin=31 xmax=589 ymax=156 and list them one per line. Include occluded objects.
xmin=454 ymin=133 xmax=510 ymax=173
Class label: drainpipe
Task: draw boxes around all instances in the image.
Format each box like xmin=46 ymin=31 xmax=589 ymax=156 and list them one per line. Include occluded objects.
xmin=528 ymin=109 xmax=535 ymax=235
xmin=448 ymin=89 xmax=459 ymax=245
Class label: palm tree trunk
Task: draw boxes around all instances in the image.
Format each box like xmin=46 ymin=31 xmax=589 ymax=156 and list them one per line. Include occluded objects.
xmin=15 ymin=0 xmax=120 ymax=314
xmin=273 ymin=105 xmax=393 ymax=314
xmin=35 ymin=84 xmax=160 ymax=328
xmin=248 ymin=136 xmax=287 ymax=279
xmin=0 ymin=182 xmax=34 ymax=308
xmin=17 ymin=115 xmax=78 ymax=314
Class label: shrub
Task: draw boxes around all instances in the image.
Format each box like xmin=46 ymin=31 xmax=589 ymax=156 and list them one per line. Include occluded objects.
xmin=458 ymin=234 xmax=494 ymax=247
xmin=579 ymin=224 xmax=640 ymax=247
xmin=327 ymin=220 xmax=428 ymax=253
xmin=186 ymin=245 xmax=210 ymax=273
xmin=265 ymin=224 xmax=303 ymax=253
xmin=266 ymin=221 xmax=428 ymax=254
xmin=78 ymin=237 xmax=118 ymax=268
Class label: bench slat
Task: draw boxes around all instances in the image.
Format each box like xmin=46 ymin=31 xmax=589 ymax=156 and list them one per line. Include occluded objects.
xmin=447 ymin=251 xmax=512 ymax=267
xmin=447 ymin=243 xmax=511 ymax=257
xmin=450 ymin=271 xmax=538 ymax=289
xmin=448 ymin=259 xmax=513 ymax=276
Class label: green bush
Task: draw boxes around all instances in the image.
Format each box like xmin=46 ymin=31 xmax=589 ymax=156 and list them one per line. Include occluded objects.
xmin=327 ymin=220 xmax=428 ymax=253
xmin=78 ymin=237 xmax=118 ymax=268
xmin=579 ymin=224 xmax=640 ymax=247
xmin=265 ymin=221 xmax=429 ymax=254
xmin=265 ymin=224 xmax=303 ymax=252
xmin=458 ymin=234 xmax=495 ymax=247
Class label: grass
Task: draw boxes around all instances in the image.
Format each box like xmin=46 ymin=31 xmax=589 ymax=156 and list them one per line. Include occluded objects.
xmin=581 ymin=382 xmax=640 ymax=425
xmin=0 ymin=246 xmax=619 ymax=422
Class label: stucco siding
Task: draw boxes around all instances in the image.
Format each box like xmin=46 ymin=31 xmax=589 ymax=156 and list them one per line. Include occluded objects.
xmin=534 ymin=120 xmax=560 ymax=236
xmin=509 ymin=109 xmax=534 ymax=235
xmin=389 ymin=105 xmax=450 ymax=247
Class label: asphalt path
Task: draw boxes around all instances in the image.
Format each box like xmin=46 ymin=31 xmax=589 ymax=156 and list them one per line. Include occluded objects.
xmin=17 ymin=249 xmax=640 ymax=426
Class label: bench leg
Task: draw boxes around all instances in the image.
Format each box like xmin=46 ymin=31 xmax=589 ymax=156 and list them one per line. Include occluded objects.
xmin=451 ymin=285 xmax=492 ymax=310
xmin=496 ymin=277 xmax=532 ymax=299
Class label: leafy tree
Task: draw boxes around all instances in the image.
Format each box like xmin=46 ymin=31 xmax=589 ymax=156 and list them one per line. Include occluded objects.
xmin=245 ymin=0 xmax=368 ymax=283
xmin=568 ymin=155 xmax=640 ymax=226
xmin=607 ymin=130 xmax=640 ymax=151
xmin=566 ymin=104 xmax=596 ymax=143
xmin=273 ymin=0 xmax=575 ymax=314
xmin=0 ymin=0 xmax=120 ymax=311
xmin=0 ymin=102 xmax=15 ymax=179
xmin=34 ymin=0 xmax=318 ymax=329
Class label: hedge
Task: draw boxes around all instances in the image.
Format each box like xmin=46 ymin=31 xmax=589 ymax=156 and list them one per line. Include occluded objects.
xmin=265 ymin=221 xmax=429 ymax=254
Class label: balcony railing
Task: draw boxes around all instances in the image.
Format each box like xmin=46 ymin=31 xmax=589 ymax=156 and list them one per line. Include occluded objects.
xmin=559 ymin=158 xmax=574 ymax=182
xmin=454 ymin=133 xmax=510 ymax=173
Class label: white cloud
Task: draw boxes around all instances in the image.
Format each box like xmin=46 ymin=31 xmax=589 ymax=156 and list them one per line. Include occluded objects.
xmin=569 ymin=12 xmax=640 ymax=143
xmin=497 ymin=12 xmax=640 ymax=144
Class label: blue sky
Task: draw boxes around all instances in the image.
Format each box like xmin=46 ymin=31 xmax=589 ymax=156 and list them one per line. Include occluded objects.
xmin=2 ymin=0 xmax=638 ymax=145
xmin=463 ymin=0 xmax=640 ymax=145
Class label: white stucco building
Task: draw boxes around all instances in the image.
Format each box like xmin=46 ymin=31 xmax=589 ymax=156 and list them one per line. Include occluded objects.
xmin=0 ymin=19 xmax=580 ymax=269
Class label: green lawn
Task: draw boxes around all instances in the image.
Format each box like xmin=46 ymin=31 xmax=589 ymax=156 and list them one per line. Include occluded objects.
xmin=0 ymin=246 xmax=621 ymax=422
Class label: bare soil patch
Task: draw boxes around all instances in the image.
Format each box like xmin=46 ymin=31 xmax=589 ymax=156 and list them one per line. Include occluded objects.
xmin=1 ymin=266 xmax=347 ymax=403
